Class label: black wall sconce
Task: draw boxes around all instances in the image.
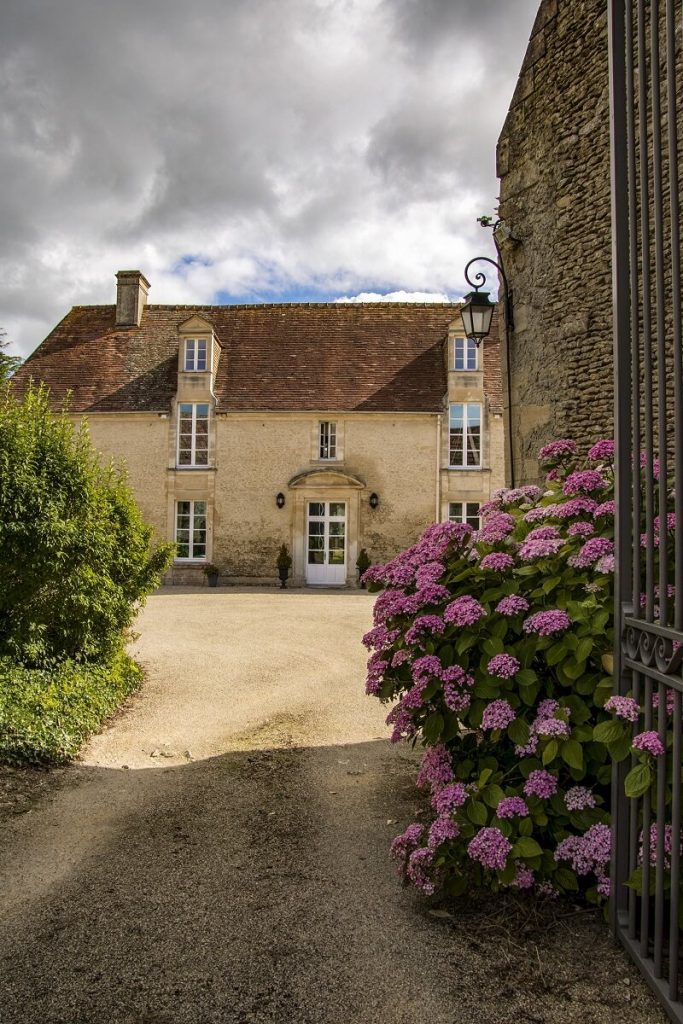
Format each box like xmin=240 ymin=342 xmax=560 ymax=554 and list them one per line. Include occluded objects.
xmin=369 ymin=492 xmax=379 ymax=510
xmin=276 ymin=492 xmax=285 ymax=509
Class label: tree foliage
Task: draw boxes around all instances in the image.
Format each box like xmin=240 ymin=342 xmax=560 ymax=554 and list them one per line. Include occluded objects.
xmin=0 ymin=329 xmax=22 ymax=380
xmin=0 ymin=383 xmax=174 ymax=665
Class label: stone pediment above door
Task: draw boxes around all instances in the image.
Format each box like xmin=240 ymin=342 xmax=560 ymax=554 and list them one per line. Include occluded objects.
xmin=288 ymin=468 xmax=365 ymax=490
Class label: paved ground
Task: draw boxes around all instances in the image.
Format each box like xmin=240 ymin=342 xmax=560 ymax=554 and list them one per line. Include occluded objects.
xmin=0 ymin=589 xmax=666 ymax=1024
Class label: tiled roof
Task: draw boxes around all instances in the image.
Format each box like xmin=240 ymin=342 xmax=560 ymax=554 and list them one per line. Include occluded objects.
xmin=13 ymin=302 xmax=502 ymax=414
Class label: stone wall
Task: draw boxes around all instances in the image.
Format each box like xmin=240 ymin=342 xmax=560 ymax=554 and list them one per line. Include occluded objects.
xmin=497 ymin=0 xmax=612 ymax=483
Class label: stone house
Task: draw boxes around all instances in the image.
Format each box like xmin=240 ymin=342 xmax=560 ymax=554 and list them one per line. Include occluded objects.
xmin=13 ymin=270 xmax=505 ymax=585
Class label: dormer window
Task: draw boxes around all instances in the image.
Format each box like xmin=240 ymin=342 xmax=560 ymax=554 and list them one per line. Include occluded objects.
xmin=454 ymin=336 xmax=478 ymax=371
xmin=185 ymin=338 xmax=207 ymax=371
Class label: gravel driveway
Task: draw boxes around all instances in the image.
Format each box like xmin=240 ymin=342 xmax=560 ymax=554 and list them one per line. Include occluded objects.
xmin=0 ymin=589 xmax=666 ymax=1024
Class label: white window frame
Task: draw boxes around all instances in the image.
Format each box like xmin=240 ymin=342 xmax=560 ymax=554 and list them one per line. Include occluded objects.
xmin=177 ymin=403 xmax=210 ymax=467
xmin=449 ymin=402 xmax=482 ymax=469
xmin=184 ymin=338 xmax=208 ymax=372
xmin=175 ymin=500 xmax=208 ymax=561
xmin=319 ymin=421 xmax=337 ymax=460
xmin=448 ymin=501 xmax=481 ymax=530
xmin=454 ymin=336 xmax=478 ymax=371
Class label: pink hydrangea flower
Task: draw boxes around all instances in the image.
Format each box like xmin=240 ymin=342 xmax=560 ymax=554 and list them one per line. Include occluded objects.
xmin=416 ymin=745 xmax=454 ymax=790
xmin=567 ymin=521 xmax=595 ymax=537
xmin=523 ymin=609 xmax=571 ymax=636
xmin=593 ymin=500 xmax=616 ymax=518
xmin=538 ymin=439 xmax=578 ymax=462
xmin=415 ymin=562 xmax=446 ymax=588
xmin=568 ymin=537 xmax=614 ymax=568
xmin=481 ymin=699 xmax=516 ymax=730
xmin=550 ymin=497 xmax=599 ymax=519
xmin=432 ymin=782 xmax=469 ymax=815
xmin=535 ymin=717 xmax=570 ymax=738
xmin=526 ymin=525 xmax=561 ymax=541
xmin=564 ymin=786 xmax=597 ymax=811
xmin=428 ymin=815 xmax=460 ymax=850
xmin=479 ymin=511 xmax=516 ymax=543
xmin=487 ymin=654 xmax=520 ymax=679
xmin=588 ymin=439 xmax=615 ymax=461
xmin=524 ymin=769 xmax=558 ymax=799
xmin=443 ymin=595 xmax=486 ymax=627
xmin=404 ymin=615 xmax=445 ymax=645
xmin=467 ymin=827 xmax=512 ymax=871
xmin=479 ymin=552 xmax=515 ymax=571
xmin=605 ymin=695 xmax=640 ymax=721
xmin=511 ymin=865 xmax=535 ymax=889
xmin=555 ymin=823 xmax=611 ymax=875
xmin=390 ymin=823 xmax=424 ymax=863
xmin=632 ymin=730 xmax=665 ymax=757
xmin=563 ymin=470 xmax=607 ymax=496
xmin=407 ymin=846 xmax=436 ymax=894
xmin=496 ymin=796 xmax=529 ymax=819
xmin=495 ymin=595 xmax=530 ymax=616
xmin=524 ymin=506 xmax=551 ymax=523
xmin=518 ymin=537 xmax=564 ymax=561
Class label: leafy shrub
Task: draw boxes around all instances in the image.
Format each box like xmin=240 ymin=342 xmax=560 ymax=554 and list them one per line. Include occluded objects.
xmin=0 ymin=649 xmax=141 ymax=763
xmin=363 ymin=438 xmax=619 ymax=900
xmin=0 ymin=384 xmax=174 ymax=665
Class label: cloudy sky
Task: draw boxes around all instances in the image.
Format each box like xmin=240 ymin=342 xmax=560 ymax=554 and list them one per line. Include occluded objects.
xmin=1 ymin=0 xmax=538 ymax=358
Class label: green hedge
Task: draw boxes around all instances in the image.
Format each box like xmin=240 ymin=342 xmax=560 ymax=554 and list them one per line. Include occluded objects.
xmin=0 ymin=650 xmax=142 ymax=764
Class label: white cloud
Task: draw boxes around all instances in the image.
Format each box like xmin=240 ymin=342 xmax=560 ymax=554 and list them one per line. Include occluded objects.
xmin=335 ymin=290 xmax=452 ymax=303
xmin=0 ymin=0 xmax=538 ymax=357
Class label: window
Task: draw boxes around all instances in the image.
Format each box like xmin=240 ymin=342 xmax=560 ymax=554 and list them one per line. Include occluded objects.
xmin=175 ymin=500 xmax=207 ymax=560
xmin=177 ymin=403 xmax=209 ymax=466
xmin=184 ymin=338 xmax=207 ymax=371
xmin=319 ymin=421 xmax=337 ymax=460
xmin=449 ymin=502 xmax=481 ymax=530
xmin=454 ymin=336 xmax=478 ymax=370
xmin=449 ymin=403 xmax=481 ymax=468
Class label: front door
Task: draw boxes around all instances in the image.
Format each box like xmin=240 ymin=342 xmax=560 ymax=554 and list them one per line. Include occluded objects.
xmin=306 ymin=501 xmax=346 ymax=585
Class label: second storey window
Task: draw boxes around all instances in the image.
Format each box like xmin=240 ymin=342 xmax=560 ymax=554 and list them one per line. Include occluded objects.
xmin=319 ymin=421 xmax=337 ymax=460
xmin=178 ymin=403 xmax=209 ymax=466
xmin=449 ymin=403 xmax=481 ymax=468
xmin=175 ymin=500 xmax=207 ymax=560
xmin=185 ymin=338 xmax=207 ymax=371
xmin=454 ymin=336 xmax=478 ymax=370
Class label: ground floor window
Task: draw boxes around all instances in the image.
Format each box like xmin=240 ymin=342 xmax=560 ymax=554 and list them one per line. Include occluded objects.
xmin=448 ymin=501 xmax=481 ymax=530
xmin=175 ymin=500 xmax=207 ymax=560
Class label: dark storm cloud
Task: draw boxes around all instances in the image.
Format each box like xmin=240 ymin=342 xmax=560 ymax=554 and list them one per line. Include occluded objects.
xmin=0 ymin=0 xmax=539 ymax=356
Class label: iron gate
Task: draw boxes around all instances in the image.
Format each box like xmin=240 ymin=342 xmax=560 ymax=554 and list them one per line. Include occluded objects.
xmin=609 ymin=0 xmax=683 ymax=1017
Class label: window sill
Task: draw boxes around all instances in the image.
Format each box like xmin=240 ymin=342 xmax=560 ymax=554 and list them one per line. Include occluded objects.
xmin=170 ymin=465 xmax=217 ymax=472
xmin=446 ymin=466 xmax=487 ymax=472
xmin=173 ymin=559 xmax=207 ymax=566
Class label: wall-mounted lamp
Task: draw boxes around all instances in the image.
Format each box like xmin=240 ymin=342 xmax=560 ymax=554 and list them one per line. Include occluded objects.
xmin=276 ymin=492 xmax=286 ymax=509
xmin=369 ymin=492 xmax=379 ymax=510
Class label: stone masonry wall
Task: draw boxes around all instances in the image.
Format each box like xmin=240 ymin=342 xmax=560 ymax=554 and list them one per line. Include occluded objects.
xmin=497 ymin=0 xmax=612 ymax=483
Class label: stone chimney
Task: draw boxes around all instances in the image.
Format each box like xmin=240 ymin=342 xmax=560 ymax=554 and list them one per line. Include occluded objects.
xmin=115 ymin=270 xmax=150 ymax=326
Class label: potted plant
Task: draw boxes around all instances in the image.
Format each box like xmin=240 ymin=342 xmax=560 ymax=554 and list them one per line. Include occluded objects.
xmin=276 ymin=544 xmax=292 ymax=588
xmin=203 ymin=563 xmax=220 ymax=588
xmin=356 ymin=548 xmax=371 ymax=588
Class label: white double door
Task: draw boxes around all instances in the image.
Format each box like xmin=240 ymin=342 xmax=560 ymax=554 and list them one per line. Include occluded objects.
xmin=306 ymin=500 xmax=347 ymax=585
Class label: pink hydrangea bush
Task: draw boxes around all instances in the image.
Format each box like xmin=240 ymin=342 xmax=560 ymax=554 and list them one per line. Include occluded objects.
xmin=364 ymin=439 xmax=621 ymax=902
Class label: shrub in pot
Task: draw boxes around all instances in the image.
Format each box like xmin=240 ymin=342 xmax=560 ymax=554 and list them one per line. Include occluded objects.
xmin=276 ymin=544 xmax=292 ymax=588
xmin=203 ymin=563 xmax=220 ymax=588
xmin=356 ymin=548 xmax=371 ymax=588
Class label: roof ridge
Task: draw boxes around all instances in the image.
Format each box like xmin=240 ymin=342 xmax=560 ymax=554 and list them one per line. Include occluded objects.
xmin=71 ymin=301 xmax=463 ymax=311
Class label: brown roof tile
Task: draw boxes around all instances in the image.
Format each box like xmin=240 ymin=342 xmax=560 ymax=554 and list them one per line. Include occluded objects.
xmin=13 ymin=302 xmax=502 ymax=414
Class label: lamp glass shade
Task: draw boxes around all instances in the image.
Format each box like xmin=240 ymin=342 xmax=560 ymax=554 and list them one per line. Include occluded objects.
xmin=461 ymin=290 xmax=495 ymax=342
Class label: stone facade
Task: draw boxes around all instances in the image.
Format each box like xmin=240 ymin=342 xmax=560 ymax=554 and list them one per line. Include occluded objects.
xmin=497 ymin=0 xmax=612 ymax=483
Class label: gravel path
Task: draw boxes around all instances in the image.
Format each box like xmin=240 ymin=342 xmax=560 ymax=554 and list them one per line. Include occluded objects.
xmin=0 ymin=589 xmax=666 ymax=1024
